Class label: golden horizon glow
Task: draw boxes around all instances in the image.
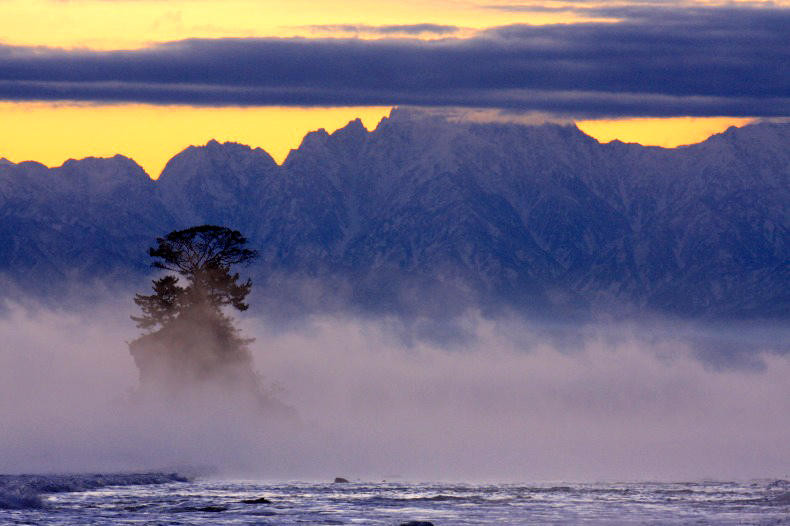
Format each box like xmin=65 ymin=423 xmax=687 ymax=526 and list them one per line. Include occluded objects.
xmin=0 ymin=103 xmax=393 ymax=178
xmin=0 ymin=103 xmax=755 ymax=179
xmin=576 ymin=117 xmax=755 ymax=148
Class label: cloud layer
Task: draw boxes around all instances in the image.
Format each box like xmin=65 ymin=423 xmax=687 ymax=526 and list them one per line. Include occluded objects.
xmin=0 ymin=6 xmax=787 ymax=116
xmin=2 ymin=297 xmax=789 ymax=480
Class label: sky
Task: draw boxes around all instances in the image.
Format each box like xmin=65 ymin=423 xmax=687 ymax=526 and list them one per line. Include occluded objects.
xmin=0 ymin=0 xmax=787 ymax=176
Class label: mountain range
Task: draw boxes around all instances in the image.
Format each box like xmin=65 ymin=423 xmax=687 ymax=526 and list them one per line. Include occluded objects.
xmin=1 ymin=109 xmax=787 ymax=320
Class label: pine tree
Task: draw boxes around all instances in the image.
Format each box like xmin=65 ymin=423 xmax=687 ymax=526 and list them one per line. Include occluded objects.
xmin=132 ymin=225 xmax=257 ymax=331
xmin=129 ymin=225 xmax=260 ymax=392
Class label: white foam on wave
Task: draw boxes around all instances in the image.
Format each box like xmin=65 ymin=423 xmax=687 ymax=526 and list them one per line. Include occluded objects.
xmin=0 ymin=472 xmax=187 ymax=510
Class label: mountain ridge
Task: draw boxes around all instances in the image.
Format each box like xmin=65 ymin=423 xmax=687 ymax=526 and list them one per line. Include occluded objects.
xmin=3 ymin=114 xmax=769 ymax=179
xmin=1 ymin=110 xmax=787 ymax=319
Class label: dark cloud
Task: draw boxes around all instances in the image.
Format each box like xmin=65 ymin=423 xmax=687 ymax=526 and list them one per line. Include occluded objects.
xmin=0 ymin=6 xmax=787 ymax=117
xmin=303 ymin=23 xmax=461 ymax=35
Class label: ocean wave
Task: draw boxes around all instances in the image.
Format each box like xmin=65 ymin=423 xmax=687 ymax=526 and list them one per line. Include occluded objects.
xmin=0 ymin=488 xmax=43 ymax=510
xmin=764 ymin=480 xmax=790 ymax=505
xmin=767 ymin=492 xmax=790 ymax=505
xmin=362 ymin=494 xmax=491 ymax=506
xmin=0 ymin=472 xmax=187 ymax=510
xmin=766 ymin=480 xmax=790 ymax=493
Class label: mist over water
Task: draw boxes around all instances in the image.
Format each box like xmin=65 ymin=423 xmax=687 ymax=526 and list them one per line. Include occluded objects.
xmin=1 ymin=295 xmax=789 ymax=482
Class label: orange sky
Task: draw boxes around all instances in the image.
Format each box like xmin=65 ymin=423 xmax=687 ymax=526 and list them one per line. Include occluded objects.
xmin=0 ymin=102 xmax=754 ymax=178
xmin=0 ymin=0 xmax=597 ymax=50
xmin=0 ymin=0 xmax=771 ymax=174
xmin=0 ymin=103 xmax=394 ymax=177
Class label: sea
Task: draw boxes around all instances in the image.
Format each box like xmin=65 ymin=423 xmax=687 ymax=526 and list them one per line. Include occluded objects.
xmin=1 ymin=472 xmax=789 ymax=525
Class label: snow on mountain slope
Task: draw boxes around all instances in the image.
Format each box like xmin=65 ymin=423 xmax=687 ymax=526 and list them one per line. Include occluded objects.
xmin=1 ymin=111 xmax=787 ymax=318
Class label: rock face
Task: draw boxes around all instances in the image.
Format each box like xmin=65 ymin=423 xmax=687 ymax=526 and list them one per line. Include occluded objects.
xmin=241 ymin=497 xmax=272 ymax=504
xmin=1 ymin=110 xmax=788 ymax=319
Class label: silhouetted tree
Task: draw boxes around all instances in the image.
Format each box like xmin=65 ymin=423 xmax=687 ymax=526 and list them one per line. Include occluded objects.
xmin=132 ymin=225 xmax=257 ymax=332
xmin=130 ymin=225 xmax=261 ymax=392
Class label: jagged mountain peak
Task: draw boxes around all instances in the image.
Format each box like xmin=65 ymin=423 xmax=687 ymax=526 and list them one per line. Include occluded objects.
xmin=702 ymin=120 xmax=790 ymax=151
xmin=678 ymin=121 xmax=790 ymax=189
xmin=331 ymin=117 xmax=369 ymax=142
xmin=54 ymin=154 xmax=152 ymax=193
xmin=59 ymin=153 xmax=146 ymax=173
xmin=293 ymin=127 xmax=331 ymax=150
xmin=156 ymin=139 xmax=278 ymax=228
xmin=285 ymin=119 xmax=374 ymax=169
xmin=0 ymin=159 xmax=51 ymax=173
xmin=370 ymin=111 xmax=603 ymax=173
xmin=165 ymin=139 xmax=275 ymax=163
xmin=0 ymin=117 xmax=787 ymax=319
xmin=159 ymin=140 xmax=276 ymax=183
xmin=199 ymin=138 xmax=271 ymax=155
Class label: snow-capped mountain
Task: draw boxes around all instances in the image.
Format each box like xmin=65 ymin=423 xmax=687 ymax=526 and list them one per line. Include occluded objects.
xmin=1 ymin=109 xmax=787 ymax=318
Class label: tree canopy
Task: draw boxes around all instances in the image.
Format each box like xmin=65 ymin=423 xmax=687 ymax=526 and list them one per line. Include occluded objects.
xmin=132 ymin=225 xmax=258 ymax=331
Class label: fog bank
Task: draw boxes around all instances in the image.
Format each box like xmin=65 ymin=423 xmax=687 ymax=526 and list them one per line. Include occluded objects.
xmin=1 ymin=299 xmax=789 ymax=481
